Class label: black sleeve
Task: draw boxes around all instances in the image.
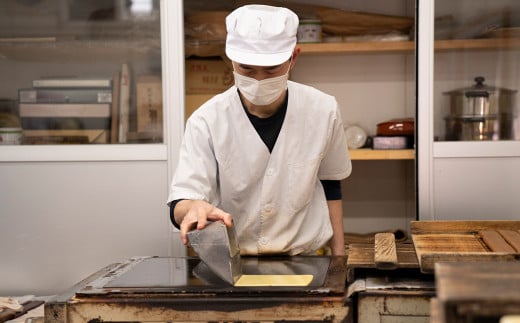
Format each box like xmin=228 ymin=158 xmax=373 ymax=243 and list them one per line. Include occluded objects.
xmin=169 ymin=199 xmax=184 ymax=230
xmin=321 ymin=180 xmax=342 ymax=200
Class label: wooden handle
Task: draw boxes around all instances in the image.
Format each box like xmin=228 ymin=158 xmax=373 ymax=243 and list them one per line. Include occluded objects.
xmin=374 ymin=232 xmax=398 ymax=269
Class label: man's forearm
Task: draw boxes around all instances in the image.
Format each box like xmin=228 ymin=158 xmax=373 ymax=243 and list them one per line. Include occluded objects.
xmin=327 ymin=199 xmax=345 ymax=256
xmin=173 ymin=199 xmax=192 ymax=226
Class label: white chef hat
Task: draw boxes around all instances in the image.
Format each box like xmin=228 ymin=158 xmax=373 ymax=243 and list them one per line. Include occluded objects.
xmin=225 ymin=5 xmax=299 ymax=66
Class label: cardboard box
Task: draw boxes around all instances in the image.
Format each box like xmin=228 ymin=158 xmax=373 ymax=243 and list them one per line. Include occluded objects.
xmin=136 ymin=75 xmax=163 ymax=138
xmin=185 ymin=58 xmax=233 ymax=94
xmin=185 ymin=94 xmax=214 ymax=121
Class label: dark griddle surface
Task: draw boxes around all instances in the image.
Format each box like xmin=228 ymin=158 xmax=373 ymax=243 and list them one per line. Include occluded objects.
xmin=76 ymin=256 xmax=346 ymax=296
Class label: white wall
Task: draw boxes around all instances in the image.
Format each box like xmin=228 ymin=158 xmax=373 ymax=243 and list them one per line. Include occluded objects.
xmin=0 ymin=161 xmax=170 ymax=296
xmin=293 ymin=54 xmax=415 ymax=136
xmin=433 ymin=157 xmax=520 ymax=220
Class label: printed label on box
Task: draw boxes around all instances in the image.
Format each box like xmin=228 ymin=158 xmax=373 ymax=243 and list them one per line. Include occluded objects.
xmin=186 ymin=59 xmax=233 ymax=94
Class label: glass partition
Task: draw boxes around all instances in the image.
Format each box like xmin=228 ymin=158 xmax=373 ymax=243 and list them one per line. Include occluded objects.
xmin=0 ymin=0 xmax=162 ymax=145
xmin=434 ymin=0 xmax=520 ymax=142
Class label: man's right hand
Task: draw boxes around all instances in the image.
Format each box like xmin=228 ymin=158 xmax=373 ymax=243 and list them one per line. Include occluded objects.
xmin=174 ymin=200 xmax=233 ymax=245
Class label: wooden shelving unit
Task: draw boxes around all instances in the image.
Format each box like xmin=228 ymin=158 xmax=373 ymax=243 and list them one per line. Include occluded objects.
xmin=299 ymin=40 xmax=416 ymax=160
xmin=300 ymin=37 xmax=519 ymax=160
xmin=4 ymin=38 xmax=517 ymax=160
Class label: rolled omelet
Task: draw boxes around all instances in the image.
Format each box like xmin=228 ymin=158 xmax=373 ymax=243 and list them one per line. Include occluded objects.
xmin=234 ymin=274 xmax=313 ymax=287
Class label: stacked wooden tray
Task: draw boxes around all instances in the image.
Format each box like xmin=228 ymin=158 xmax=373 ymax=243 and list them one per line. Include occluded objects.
xmin=411 ymin=220 xmax=520 ymax=273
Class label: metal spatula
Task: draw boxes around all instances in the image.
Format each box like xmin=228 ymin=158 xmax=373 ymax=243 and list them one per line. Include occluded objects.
xmin=187 ymin=221 xmax=242 ymax=285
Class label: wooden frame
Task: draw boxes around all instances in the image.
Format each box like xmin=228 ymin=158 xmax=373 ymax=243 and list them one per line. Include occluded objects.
xmin=410 ymin=221 xmax=520 ymax=273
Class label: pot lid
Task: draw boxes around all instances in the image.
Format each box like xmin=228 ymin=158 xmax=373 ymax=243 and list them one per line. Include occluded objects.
xmin=444 ymin=76 xmax=517 ymax=96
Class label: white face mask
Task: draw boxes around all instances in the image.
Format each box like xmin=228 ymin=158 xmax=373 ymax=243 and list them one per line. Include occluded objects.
xmin=233 ymin=61 xmax=291 ymax=106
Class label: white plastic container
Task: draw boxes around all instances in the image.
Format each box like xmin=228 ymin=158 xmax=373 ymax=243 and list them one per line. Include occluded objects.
xmin=297 ymin=19 xmax=322 ymax=43
xmin=0 ymin=127 xmax=23 ymax=145
xmin=345 ymin=125 xmax=367 ymax=149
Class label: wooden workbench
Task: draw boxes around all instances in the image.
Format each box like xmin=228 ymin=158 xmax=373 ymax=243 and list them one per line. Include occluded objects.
xmin=432 ymin=261 xmax=520 ymax=323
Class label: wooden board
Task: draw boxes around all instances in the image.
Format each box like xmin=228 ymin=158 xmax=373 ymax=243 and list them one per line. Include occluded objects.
xmin=498 ymin=229 xmax=520 ymax=252
xmin=374 ymin=232 xmax=398 ymax=269
xmin=435 ymin=262 xmax=520 ymax=322
xmin=411 ymin=220 xmax=520 ymax=234
xmin=480 ymin=230 xmax=516 ymax=252
xmin=411 ymin=221 xmax=520 ymax=273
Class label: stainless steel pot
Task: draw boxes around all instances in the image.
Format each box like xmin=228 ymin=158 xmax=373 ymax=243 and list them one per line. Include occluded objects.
xmin=444 ymin=76 xmax=517 ymax=140
xmin=444 ymin=76 xmax=517 ymax=116
xmin=444 ymin=115 xmax=498 ymax=141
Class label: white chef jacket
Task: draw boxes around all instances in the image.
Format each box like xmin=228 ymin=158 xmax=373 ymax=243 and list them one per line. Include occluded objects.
xmin=168 ymin=81 xmax=352 ymax=255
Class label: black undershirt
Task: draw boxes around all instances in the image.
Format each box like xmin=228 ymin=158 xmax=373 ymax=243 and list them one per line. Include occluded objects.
xmin=243 ymin=91 xmax=287 ymax=152
xmin=170 ymin=90 xmax=342 ymax=228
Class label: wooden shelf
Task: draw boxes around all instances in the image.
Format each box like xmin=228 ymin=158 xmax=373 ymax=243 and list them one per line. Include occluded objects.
xmin=299 ymin=38 xmax=520 ymax=55
xmin=0 ymin=38 xmax=160 ymax=62
xmin=349 ymin=149 xmax=415 ymax=160
xmin=299 ymin=40 xmax=414 ymax=54
xmin=435 ymin=37 xmax=520 ymax=51
xmin=3 ymin=38 xmax=518 ymax=61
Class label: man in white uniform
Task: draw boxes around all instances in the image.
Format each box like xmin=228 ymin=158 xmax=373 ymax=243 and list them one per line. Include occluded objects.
xmin=168 ymin=4 xmax=352 ymax=256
